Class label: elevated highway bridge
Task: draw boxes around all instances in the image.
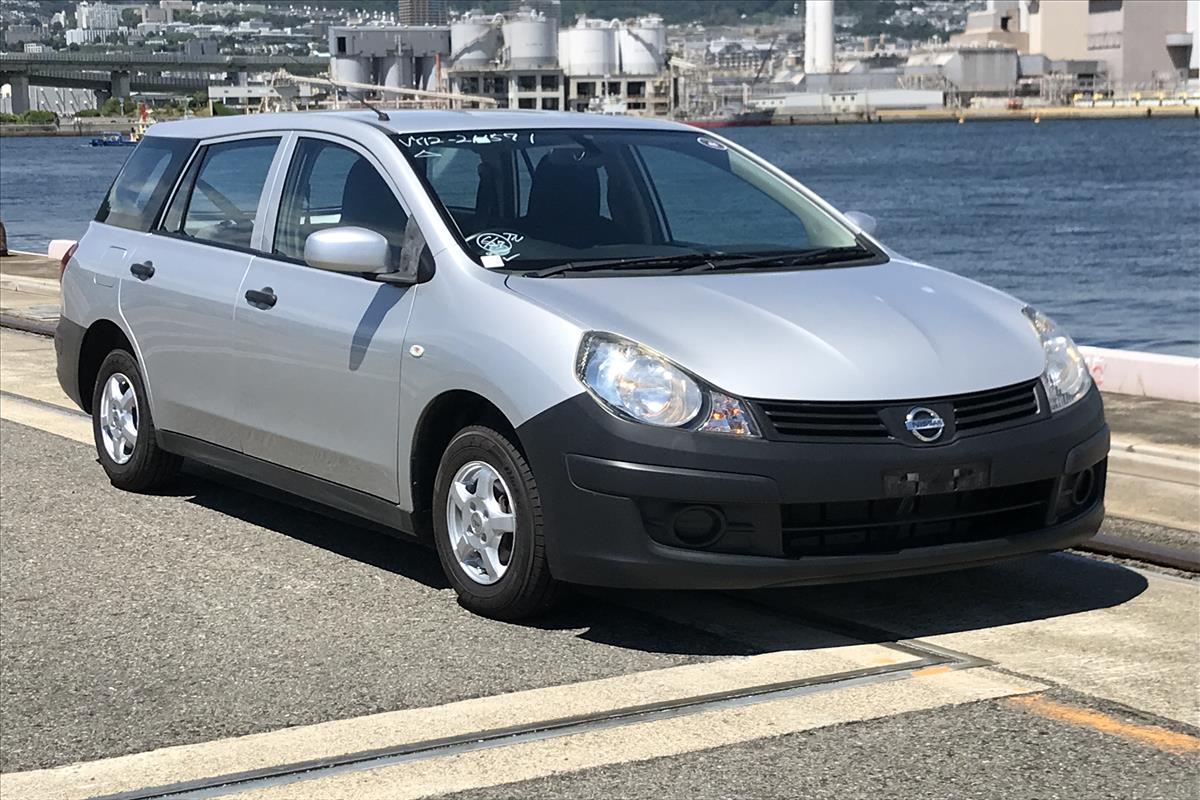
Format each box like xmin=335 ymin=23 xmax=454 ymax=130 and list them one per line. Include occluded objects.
xmin=0 ymin=51 xmax=326 ymax=113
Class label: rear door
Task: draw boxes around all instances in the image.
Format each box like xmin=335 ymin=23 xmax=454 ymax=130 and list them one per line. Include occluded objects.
xmin=230 ymin=134 xmax=418 ymax=501
xmin=120 ymin=134 xmax=284 ymax=449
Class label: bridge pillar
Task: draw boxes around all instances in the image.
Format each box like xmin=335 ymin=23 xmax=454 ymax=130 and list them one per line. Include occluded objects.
xmin=7 ymin=73 xmax=31 ymax=115
xmin=226 ymin=71 xmax=249 ymax=87
xmin=110 ymin=70 xmax=131 ymax=99
xmin=94 ymin=88 xmax=111 ymax=107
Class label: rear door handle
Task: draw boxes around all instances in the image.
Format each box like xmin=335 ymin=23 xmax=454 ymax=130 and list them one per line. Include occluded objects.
xmin=130 ymin=261 xmax=154 ymax=280
xmin=245 ymin=287 xmax=277 ymax=309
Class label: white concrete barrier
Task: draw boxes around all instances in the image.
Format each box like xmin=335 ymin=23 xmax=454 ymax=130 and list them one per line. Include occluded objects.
xmin=47 ymin=240 xmax=77 ymax=264
xmin=1081 ymin=346 xmax=1199 ymax=403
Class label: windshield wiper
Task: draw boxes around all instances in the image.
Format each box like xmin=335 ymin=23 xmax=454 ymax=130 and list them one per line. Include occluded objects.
xmin=518 ymin=244 xmax=874 ymax=278
xmin=521 ymin=252 xmax=723 ymax=278
xmin=671 ymin=245 xmax=874 ymax=273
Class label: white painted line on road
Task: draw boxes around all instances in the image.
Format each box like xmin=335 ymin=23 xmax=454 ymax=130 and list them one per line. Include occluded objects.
xmin=0 ymin=646 xmax=925 ymax=800
xmin=0 ymin=392 xmax=91 ymax=446
xmin=237 ymin=668 xmax=1040 ymax=800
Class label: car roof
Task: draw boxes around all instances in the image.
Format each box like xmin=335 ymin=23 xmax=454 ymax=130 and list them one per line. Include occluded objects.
xmin=146 ymin=109 xmax=695 ymax=139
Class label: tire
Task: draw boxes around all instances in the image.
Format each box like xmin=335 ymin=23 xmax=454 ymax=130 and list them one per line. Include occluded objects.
xmin=433 ymin=425 xmax=563 ymax=620
xmin=91 ymin=349 xmax=181 ymax=492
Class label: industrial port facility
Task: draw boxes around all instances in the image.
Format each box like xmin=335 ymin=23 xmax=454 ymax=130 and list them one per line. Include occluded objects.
xmin=2 ymin=0 xmax=1199 ymax=124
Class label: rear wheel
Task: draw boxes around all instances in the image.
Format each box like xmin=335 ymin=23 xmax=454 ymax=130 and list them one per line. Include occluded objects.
xmin=433 ymin=426 xmax=562 ymax=619
xmin=91 ymin=350 xmax=180 ymax=492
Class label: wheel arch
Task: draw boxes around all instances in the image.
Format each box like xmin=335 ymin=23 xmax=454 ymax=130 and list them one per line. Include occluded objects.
xmin=77 ymin=319 xmax=136 ymax=414
xmin=408 ymin=389 xmax=523 ymax=537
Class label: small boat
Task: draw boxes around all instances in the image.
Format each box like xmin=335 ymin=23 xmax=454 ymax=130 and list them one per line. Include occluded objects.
xmin=90 ymin=132 xmax=137 ymax=147
xmin=686 ymin=107 xmax=775 ymax=129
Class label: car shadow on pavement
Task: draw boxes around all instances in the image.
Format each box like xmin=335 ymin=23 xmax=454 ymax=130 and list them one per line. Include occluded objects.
xmin=734 ymin=553 xmax=1150 ymax=651
xmin=174 ymin=465 xmax=758 ymax=656
xmin=175 ymin=467 xmax=453 ymax=590
xmin=175 ymin=464 xmax=1149 ymax=656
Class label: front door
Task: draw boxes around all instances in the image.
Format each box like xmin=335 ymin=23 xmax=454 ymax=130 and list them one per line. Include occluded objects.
xmin=231 ymin=135 xmax=417 ymax=502
xmin=120 ymin=134 xmax=283 ymax=449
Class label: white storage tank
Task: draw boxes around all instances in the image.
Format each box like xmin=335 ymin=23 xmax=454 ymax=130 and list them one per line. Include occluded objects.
xmin=331 ymin=55 xmax=369 ymax=85
xmin=377 ymin=55 xmax=406 ymax=88
xmin=504 ymin=11 xmax=557 ymax=69
xmin=451 ymin=14 xmax=500 ymax=68
xmin=618 ymin=16 xmax=665 ymax=75
xmin=560 ymin=19 xmax=617 ymax=76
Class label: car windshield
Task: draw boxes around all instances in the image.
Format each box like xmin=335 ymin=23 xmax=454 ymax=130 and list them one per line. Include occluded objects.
xmin=395 ymin=128 xmax=876 ymax=275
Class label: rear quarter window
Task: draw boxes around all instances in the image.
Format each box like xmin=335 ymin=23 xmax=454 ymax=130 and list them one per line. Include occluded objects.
xmin=95 ymin=136 xmax=195 ymax=231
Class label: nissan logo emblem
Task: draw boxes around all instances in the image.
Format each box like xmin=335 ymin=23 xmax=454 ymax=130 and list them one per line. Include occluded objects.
xmin=904 ymin=407 xmax=946 ymax=442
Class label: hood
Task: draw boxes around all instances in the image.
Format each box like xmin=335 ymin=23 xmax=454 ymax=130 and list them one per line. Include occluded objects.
xmin=505 ymin=259 xmax=1045 ymax=401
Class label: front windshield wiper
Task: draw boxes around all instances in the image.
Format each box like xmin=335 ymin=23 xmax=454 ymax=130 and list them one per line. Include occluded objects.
xmin=521 ymin=252 xmax=724 ymax=278
xmin=671 ymin=245 xmax=874 ymax=273
xmin=517 ymin=244 xmax=875 ymax=278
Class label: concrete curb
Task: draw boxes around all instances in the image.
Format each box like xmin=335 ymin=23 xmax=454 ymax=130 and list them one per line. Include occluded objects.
xmin=1108 ymin=450 xmax=1200 ymax=487
xmin=0 ymin=274 xmax=60 ymax=294
xmin=0 ymin=313 xmax=56 ymax=337
xmin=1081 ymin=346 xmax=1200 ymax=404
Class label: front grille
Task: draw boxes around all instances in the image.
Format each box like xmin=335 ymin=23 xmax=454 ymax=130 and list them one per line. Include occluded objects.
xmin=781 ymin=479 xmax=1055 ymax=558
xmin=953 ymin=381 xmax=1040 ymax=431
xmin=753 ymin=400 xmax=889 ymax=439
xmin=753 ymin=380 xmax=1042 ymax=442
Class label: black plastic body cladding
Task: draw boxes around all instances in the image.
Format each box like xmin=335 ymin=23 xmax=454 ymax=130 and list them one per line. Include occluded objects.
xmin=516 ymin=387 xmax=1108 ymax=590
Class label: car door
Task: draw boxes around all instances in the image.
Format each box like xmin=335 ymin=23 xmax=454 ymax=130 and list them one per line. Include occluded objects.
xmin=231 ymin=134 xmax=418 ymax=502
xmin=119 ymin=134 xmax=285 ymax=450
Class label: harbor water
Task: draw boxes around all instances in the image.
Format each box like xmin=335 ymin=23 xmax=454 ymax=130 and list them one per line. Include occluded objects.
xmin=1 ymin=117 xmax=1197 ymax=355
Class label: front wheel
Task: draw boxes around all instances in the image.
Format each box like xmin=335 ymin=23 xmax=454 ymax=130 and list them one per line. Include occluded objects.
xmin=433 ymin=426 xmax=562 ymax=619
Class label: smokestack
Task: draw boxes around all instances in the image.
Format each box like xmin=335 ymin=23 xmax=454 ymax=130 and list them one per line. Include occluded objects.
xmin=806 ymin=0 xmax=834 ymax=74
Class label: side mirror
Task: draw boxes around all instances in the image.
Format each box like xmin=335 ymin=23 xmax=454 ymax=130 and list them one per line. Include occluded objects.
xmin=304 ymin=227 xmax=393 ymax=275
xmin=844 ymin=210 xmax=877 ymax=236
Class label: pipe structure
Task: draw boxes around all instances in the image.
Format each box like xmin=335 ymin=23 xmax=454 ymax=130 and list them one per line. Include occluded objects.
xmin=279 ymin=71 xmax=498 ymax=108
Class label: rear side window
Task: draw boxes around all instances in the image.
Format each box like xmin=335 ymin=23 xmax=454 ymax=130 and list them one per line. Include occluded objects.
xmin=95 ymin=137 xmax=194 ymax=231
xmin=163 ymin=137 xmax=280 ymax=250
xmin=273 ymin=138 xmax=408 ymax=262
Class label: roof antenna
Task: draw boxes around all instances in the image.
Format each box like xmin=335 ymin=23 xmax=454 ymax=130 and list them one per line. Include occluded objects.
xmin=347 ymin=88 xmax=389 ymax=122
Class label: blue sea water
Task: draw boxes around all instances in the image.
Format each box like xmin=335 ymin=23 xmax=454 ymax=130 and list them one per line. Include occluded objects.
xmin=1 ymin=117 xmax=1197 ymax=354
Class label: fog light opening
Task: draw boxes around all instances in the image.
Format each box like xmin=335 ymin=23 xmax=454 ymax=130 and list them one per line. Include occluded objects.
xmin=670 ymin=505 xmax=726 ymax=547
xmin=1071 ymin=466 xmax=1096 ymax=507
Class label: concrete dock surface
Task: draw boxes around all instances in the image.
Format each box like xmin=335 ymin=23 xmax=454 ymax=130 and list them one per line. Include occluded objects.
xmin=1 ymin=253 xmax=1198 ymax=798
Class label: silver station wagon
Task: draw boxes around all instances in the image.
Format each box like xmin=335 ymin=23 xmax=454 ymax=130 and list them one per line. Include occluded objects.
xmin=56 ymin=111 xmax=1108 ymax=619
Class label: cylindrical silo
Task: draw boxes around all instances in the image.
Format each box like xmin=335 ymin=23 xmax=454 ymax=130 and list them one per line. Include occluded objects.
xmin=331 ymin=55 xmax=369 ymax=85
xmin=378 ymin=55 xmax=405 ymax=87
xmin=618 ymin=16 xmax=665 ymax=75
xmin=503 ymin=11 xmax=557 ymax=69
xmin=451 ymin=14 xmax=501 ymax=68
xmin=559 ymin=20 xmax=617 ymax=76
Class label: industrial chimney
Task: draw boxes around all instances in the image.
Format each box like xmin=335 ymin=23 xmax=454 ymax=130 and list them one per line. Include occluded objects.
xmin=804 ymin=0 xmax=834 ymax=74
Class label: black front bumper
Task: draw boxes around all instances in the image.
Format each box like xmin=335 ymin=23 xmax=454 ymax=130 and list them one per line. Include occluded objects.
xmin=516 ymin=387 xmax=1108 ymax=590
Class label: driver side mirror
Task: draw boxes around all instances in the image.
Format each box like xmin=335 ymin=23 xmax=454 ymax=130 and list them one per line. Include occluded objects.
xmin=304 ymin=227 xmax=394 ymax=275
xmin=844 ymin=210 xmax=877 ymax=236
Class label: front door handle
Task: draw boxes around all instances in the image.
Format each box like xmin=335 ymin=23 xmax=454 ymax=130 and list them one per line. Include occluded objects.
xmin=130 ymin=261 xmax=154 ymax=281
xmin=245 ymin=287 xmax=277 ymax=309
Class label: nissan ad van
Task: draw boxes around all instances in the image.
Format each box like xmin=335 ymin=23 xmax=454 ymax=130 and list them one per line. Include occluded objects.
xmin=56 ymin=111 xmax=1108 ymax=619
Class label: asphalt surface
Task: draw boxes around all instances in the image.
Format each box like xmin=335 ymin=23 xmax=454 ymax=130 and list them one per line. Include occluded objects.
xmin=0 ymin=420 xmax=741 ymax=773
xmin=437 ymin=688 xmax=1200 ymax=800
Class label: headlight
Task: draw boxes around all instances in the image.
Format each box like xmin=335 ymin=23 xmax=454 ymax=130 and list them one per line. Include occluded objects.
xmin=577 ymin=332 xmax=760 ymax=437
xmin=1022 ymin=306 xmax=1091 ymax=412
